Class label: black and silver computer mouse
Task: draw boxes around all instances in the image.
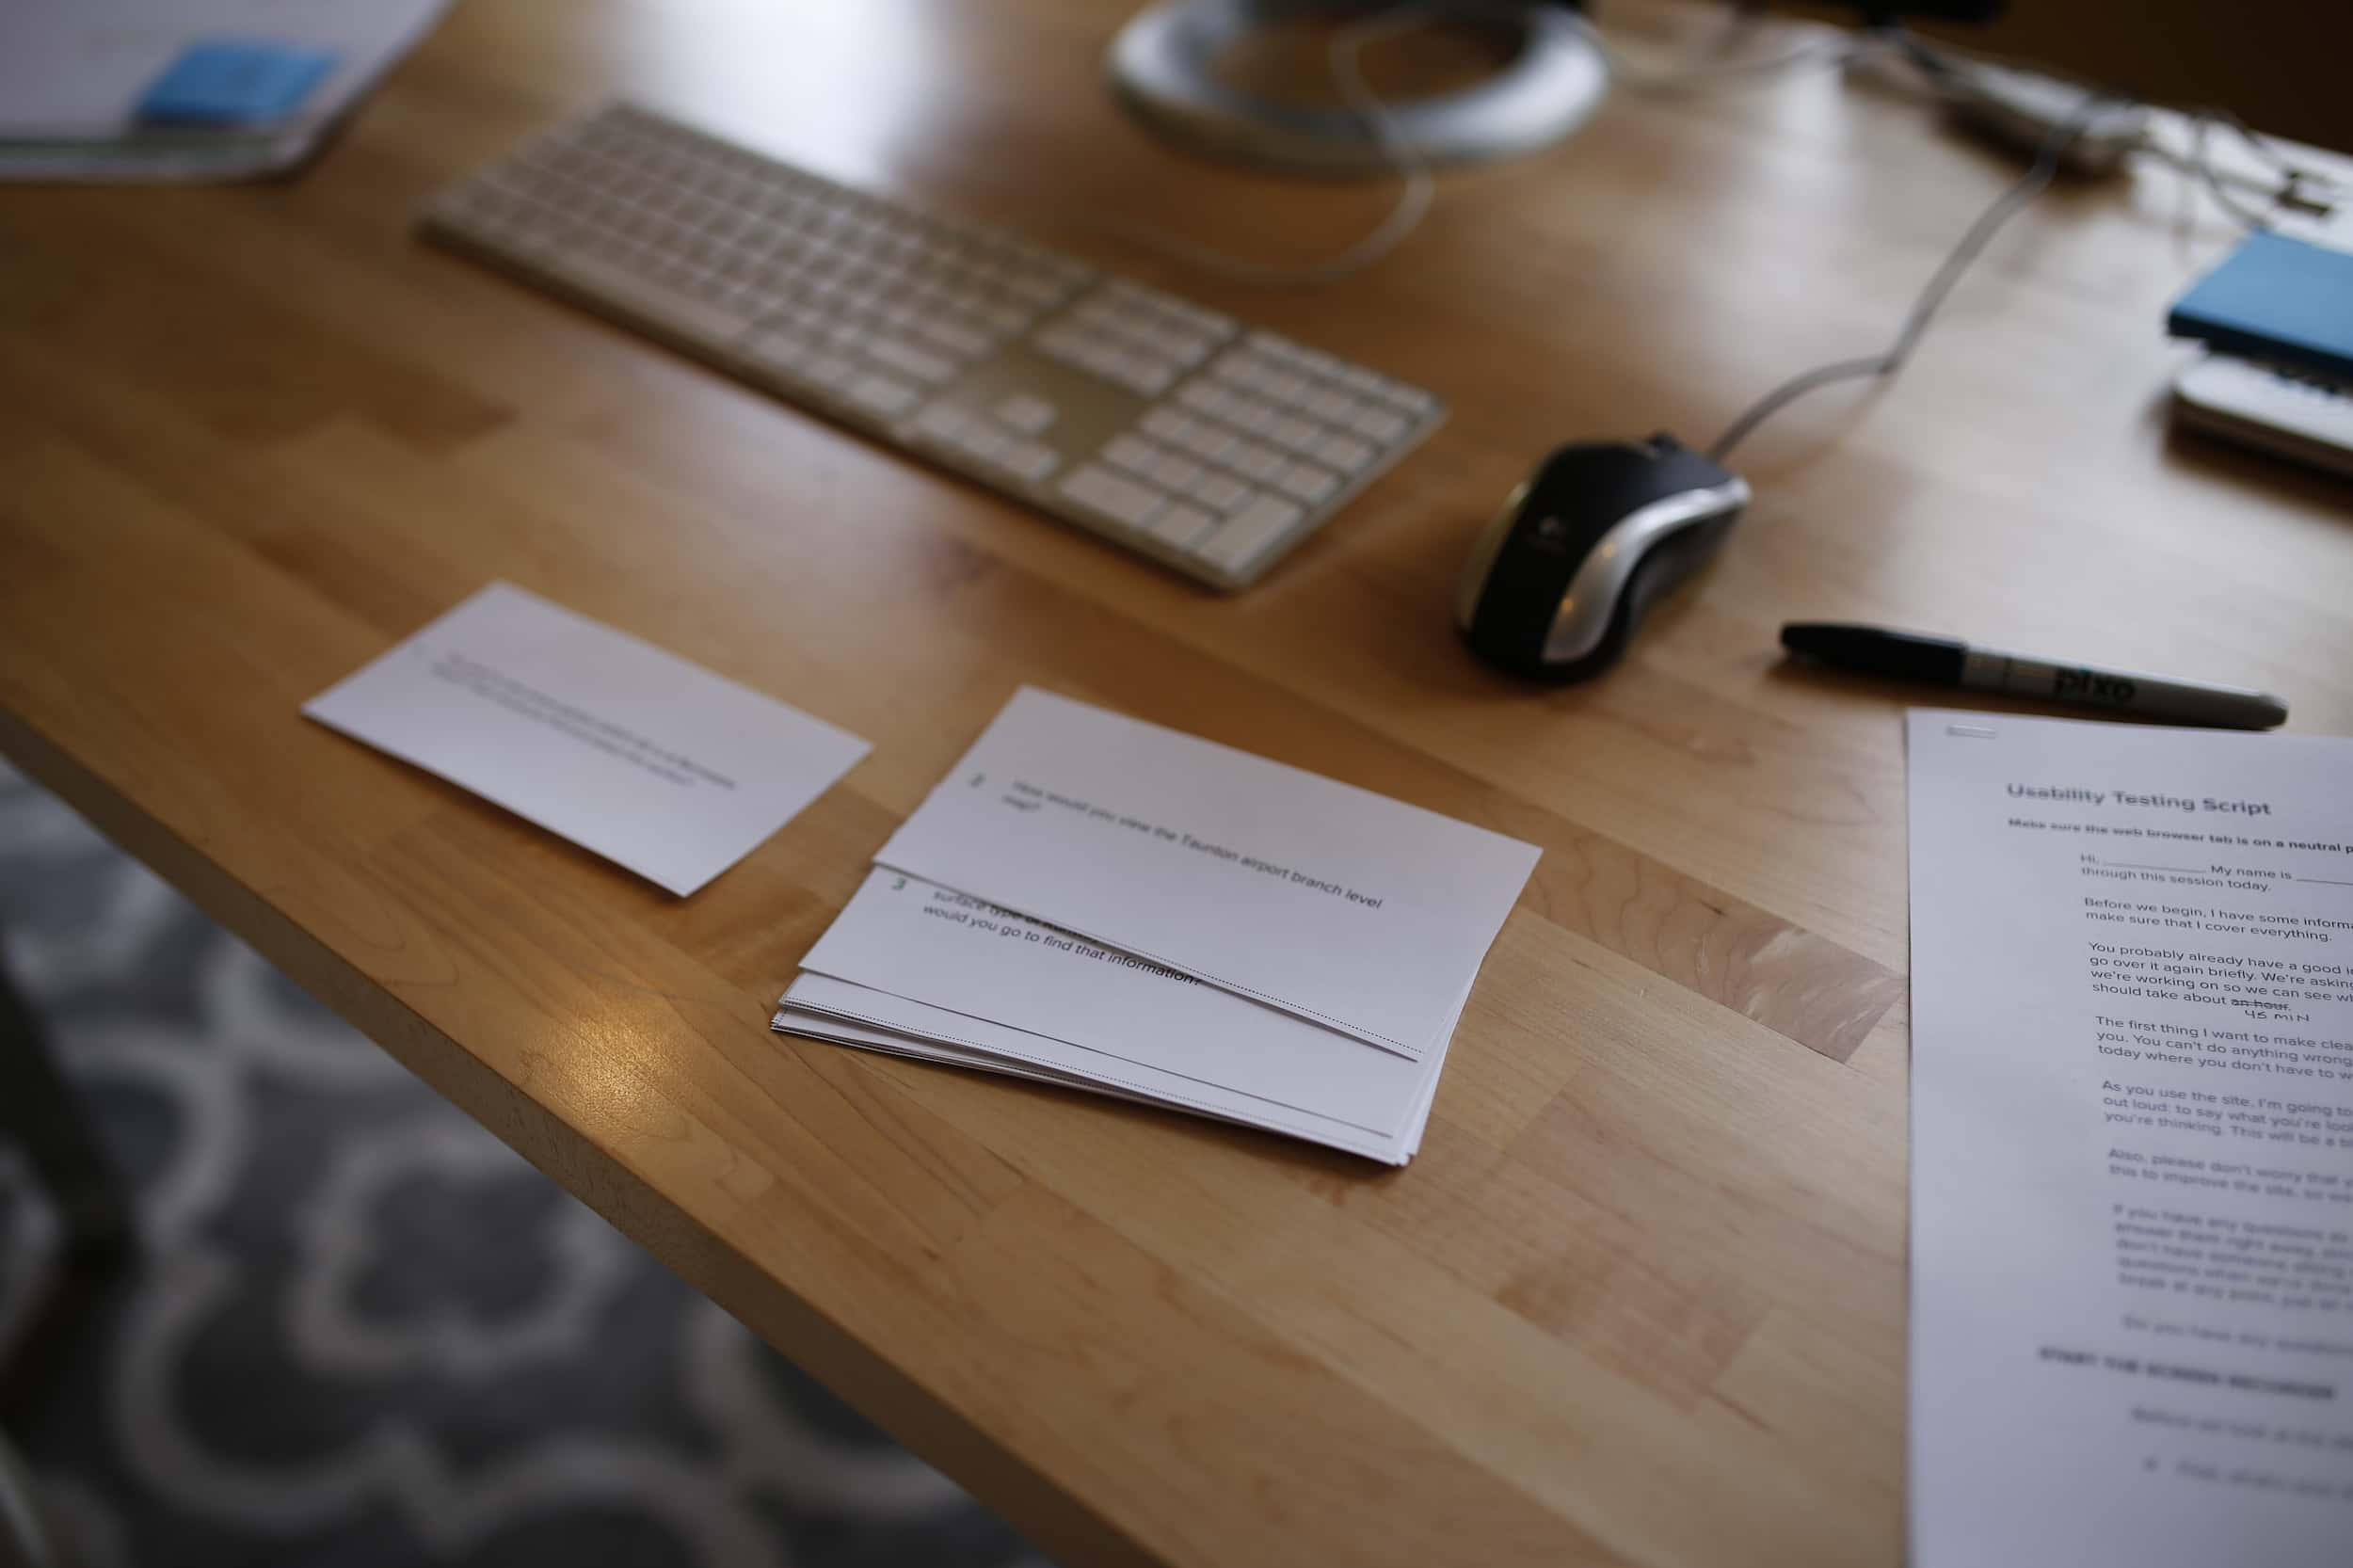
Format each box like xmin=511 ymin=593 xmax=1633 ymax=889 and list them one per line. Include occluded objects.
xmin=1455 ymin=433 xmax=1751 ymax=683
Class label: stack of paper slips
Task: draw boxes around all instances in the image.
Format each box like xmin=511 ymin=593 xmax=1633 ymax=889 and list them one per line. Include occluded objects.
xmin=772 ymin=689 xmax=1542 ymax=1164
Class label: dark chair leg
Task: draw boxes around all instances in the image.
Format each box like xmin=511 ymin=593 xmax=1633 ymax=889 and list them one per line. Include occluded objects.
xmin=0 ymin=952 xmax=131 ymax=1264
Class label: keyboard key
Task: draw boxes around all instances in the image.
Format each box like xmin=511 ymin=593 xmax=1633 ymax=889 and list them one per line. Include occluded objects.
xmin=1176 ymin=424 xmax=1238 ymax=464
xmin=1060 ymin=464 xmax=1167 ymax=533
xmin=1312 ymin=432 xmax=1377 ymax=472
xmin=1140 ymin=407 xmax=1191 ymax=443
xmin=1304 ymin=388 xmax=1353 ymax=423
xmin=745 ymin=331 xmax=812 ymax=373
xmin=1148 ymin=501 xmax=1220 ymax=549
xmin=1131 ymin=283 xmax=1193 ymax=320
xmin=1190 ymin=472 xmax=1251 ymax=513
xmin=848 ymin=372 xmax=920 ymax=417
xmin=868 ymin=336 xmax=957 ymax=384
xmin=1144 ymin=451 xmax=1204 ymax=490
xmin=1195 ymin=494 xmax=1302 ymax=572
xmin=1348 ymin=403 xmax=1410 ymax=443
xmin=804 ymin=353 xmax=856 ymax=389
xmin=1273 ymin=462 xmax=1340 ymax=504
xmin=1178 ymin=304 xmax=1237 ymax=340
xmin=956 ymin=422 xmax=1011 ymax=461
xmin=1073 ymin=296 xmax=1125 ymax=333
xmin=1113 ymin=355 xmax=1176 ymax=397
xmin=1229 ymin=441 xmax=1286 ymax=482
xmin=920 ymin=318 xmax=991 ymax=357
xmin=1103 ymin=435 xmax=1160 ymax=475
xmin=1176 ymin=380 xmax=1226 ymax=415
xmin=1223 ymin=360 xmax=1275 ymax=395
xmin=995 ymin=392 xmax=1057 ymax=435
xmin=1378 ymin=382 xmax=1438 ymax=417
xmin=914 ymin=401 xmax=971 ymax=441
xmin=1003 ymin=440 xmax=1060 ymax=482
xmin=1267 ymin=414 xmax=1323 ymax=454
xmin=1225 ymin=397 xmax=1281 ymax=434
xmin=539 ymin=249 xmax=755 ymax=344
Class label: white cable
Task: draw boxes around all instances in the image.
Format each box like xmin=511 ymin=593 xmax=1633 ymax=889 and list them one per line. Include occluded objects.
xmin=1567 ymin=12 xmax=1878 ymax=95
xmin=1044 ymin=4 xmax=1439 ymax=291
xmin=2169 ymin=108 xmax=2206 ymax=252
xmin=2137 ymin=132 xmax=2279 ymax=200
xmin=2135 ymin=105 xmax=2339 ymax=232
xmin=2188 ymin=111 xmax=2279 ymax=230
xmin=1901 ymin=30 xmax=2339 ymax=230
xmin=1706 ymin=90 xmax=2114 ymax=461
xmin=2129 ymin=108 xmax=2276 ymax=232
xmin=2204 ymin=104 xmax=2333 ymax=189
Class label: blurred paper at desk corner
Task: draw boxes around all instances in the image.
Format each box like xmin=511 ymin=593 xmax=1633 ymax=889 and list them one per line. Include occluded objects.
xmin=0 ymin=0 xmax=454 ymax=183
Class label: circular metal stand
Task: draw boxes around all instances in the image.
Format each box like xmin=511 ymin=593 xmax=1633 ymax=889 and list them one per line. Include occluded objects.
xmin=1106 ymin=0 xmax=1608 ymax=175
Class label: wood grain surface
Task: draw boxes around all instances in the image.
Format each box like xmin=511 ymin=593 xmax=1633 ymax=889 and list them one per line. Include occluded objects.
xmin=3 ymin=3 xmax=2348 ymax=1564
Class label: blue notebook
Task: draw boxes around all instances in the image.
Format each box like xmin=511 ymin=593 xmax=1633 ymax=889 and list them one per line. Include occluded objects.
xmin=136 ymin=40 xmax=338 ymax=127
xmin=2168 ymin=232 xmax=2353 ymax=383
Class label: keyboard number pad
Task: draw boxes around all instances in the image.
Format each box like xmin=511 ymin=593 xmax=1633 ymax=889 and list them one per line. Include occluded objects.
xmin=1070 ymin=329 xmax=1434 ymax=577
xmin=1033 ymin=280 xmax=1237 ymax=399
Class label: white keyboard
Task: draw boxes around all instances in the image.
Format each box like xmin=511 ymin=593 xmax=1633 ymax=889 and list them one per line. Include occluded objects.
xmin=423 ymin=103 xmax=1446 ymax=590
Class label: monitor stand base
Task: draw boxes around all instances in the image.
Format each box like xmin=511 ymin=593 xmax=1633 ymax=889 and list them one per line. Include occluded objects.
xmin=1107 ymin=0 xmax=1608 ymax=175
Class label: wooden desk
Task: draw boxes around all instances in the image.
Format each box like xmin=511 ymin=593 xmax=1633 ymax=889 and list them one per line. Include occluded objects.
xmin=3 ymin=4 xmax=2347 ymax=1563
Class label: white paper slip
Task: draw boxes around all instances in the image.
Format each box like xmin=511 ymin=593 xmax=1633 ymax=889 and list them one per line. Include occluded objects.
xmin=0 ymin=0 xmax=455 ymax=182
xmin=772 ymin=1005 xmax=1156 ymax=1106
xmin=775 ymin=975 xmax=1444 ymax=1163
xmin=800 ymin=868 xmax=1448 ymax=1142
xmin=872 ymin=687 xmax=1540 ymax=1058
xmin=1906 ymin=711 xmax=2353 ymax=1568
xmin=304 ymin=583 xmax=870 ymax=896
xmin=774 ymin=1000 xmax=1441 ymax=1158
xmin=781 ymin=979 xmax=1431 ymax=1158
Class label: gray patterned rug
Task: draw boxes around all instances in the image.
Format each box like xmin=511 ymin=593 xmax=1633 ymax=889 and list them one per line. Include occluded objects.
xmin=0 ymin=763 xmax=1047 ymax=1568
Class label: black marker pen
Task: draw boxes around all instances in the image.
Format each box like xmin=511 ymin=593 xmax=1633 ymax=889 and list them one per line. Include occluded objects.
xmin=1780 ymin=623 xmax=2288 ymax=730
